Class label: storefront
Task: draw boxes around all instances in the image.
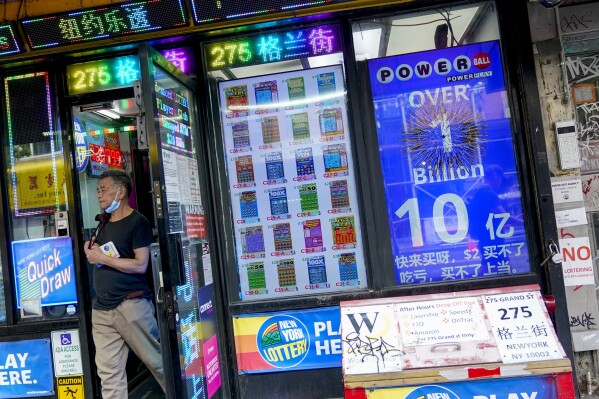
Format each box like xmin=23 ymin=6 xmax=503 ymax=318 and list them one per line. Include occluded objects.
xmin=0 ymin=0 xmax=570 ymax=398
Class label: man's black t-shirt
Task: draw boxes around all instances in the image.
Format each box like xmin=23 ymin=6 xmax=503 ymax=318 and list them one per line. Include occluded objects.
xmin=92 ymin=210 xmax=153 ymax=310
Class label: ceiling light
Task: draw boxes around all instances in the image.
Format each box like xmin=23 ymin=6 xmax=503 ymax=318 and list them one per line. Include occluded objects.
xmin=94 ymin=109 xmax=121 ymax=120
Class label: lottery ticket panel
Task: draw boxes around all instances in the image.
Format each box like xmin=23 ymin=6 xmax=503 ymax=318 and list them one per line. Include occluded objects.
xmin=217 ymin=65 xmax=368 ymax=301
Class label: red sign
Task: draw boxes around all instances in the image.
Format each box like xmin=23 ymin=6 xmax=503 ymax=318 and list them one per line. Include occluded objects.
xmin=186 ymin=213 xmax=206 ymax=238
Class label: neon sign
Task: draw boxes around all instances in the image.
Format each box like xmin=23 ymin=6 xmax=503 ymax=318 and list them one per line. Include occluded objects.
xmin=206 ymin=25 xmax=341 ymax=71
xmin=0 ymin=23 xmax=22 ymax=56
xmin=160 ymin=47 xmax=195 ymax=75
xmin=66 ymin=56 xmax=141 ymax=95
xmin=89 ymin=143 xmax=123 ymax=167
xmin=21 ymin=0 xmax=188 ymax=50
xmin=192 ymin=0 xmax=350 ymax=25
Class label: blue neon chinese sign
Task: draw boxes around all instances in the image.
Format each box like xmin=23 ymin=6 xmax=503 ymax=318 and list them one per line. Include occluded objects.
xmin=368 ymin=41 xmax=531 ymax=285
xmin=206 ymin=25 xmax=341 ymax=71
xmin=66 ymin=55 xmax=141 ymax=95
xmin=0 ymin=23 xmax=22 ymax=56
xmin=21 ymin=0 xmax=188 ymax=50
xmin=192 ymin=0 xmax=351 ymax=25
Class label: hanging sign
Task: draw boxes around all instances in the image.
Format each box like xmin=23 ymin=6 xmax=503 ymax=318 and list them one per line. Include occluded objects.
xmin=21 ymin=0 xmax=189 ymax=50
xmin=368 ymin=40 xmax=530 ymax=285
xmin=0 ymin=339 xmax=54 ymax=398
xmin=206 ymin=25 xmax=341 ymax=70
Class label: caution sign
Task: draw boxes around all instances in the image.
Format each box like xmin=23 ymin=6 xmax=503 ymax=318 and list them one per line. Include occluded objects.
xmin=57 ymin=375 xmax=84 ymax=399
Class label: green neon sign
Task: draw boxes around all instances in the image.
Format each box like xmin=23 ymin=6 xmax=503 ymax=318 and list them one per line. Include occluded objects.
xmin=66 ymin=55 xmax=140 ymax=95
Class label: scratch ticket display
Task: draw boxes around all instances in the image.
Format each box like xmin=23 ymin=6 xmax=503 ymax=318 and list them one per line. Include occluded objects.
xmin=307 ymin=255 xmax=329 ymax=287
xmin=330 ymin=180 xmax=350 ymax=210
xmin=265 ymin=151 xmax=286 ymax=183
xmin=291 ymin=112 xmax=311 ymax=141
xmin=295 ymin=147 xmax=316 ymax=180
xmin=323 ymin=143 xmax=349 ymax=176
xmin=319 ymin=108 xmax=344 ymax=136
xmin=239 ymin=191 xmax=259 ymax=222
xmin=246 ymin=262 xmax=267 ymax=294
xmin=268 ymin=187 xmax=290 ymax=218
xmin=299 ymin=183 xmax=320 ymax=215
xmin=235 ymin=155 xmax=255 ymax=185
xmin=225 ymin=85 xmax=249 ymax=117
xmin=272 ymin=223 xmax=294 ymax=254
xmin=254 ymin=80 xmax=278 ymax=110
xmin=316 ymin=72 xmax=337 ymax=105
xmin=331 ymin=216 xmax=356 ymax=249
xmin=303 ymin=219 xmax=324 ymax=253
xmin=261 ymin=116 xmax=281 ymax=145
xmin=287 ymin=77 xmax=306 ymax=104
xmin=339 ymin=253 xmax=359 ymax=283
xmin=276 ymin=259 xmax=298 ymax=290
xmin=241 ymin=226 xmax=265 ymax=258
xmin=218 ymin=65 xmax=367 ymax=301
xmin=232 ymin=121 xmax=251 ymax=150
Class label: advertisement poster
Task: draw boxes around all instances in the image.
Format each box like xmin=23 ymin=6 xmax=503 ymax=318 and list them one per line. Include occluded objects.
xmin=368 ymin=41 xmax=530 ymax=284
xmin=218 ymin=65 xmax=367 ymax=301
xmin=233 ymin=306 xmax=341 ymax=373
xmin=13 ymin=158 xmax=67 ymax=215
xmin=0 ymin=339 xmax=54 ymax=398
xmin=198 ymin=284 xmax=221 ymax=398
xmin=483 ymin=291 xmax=565 ymax=363
xmin=12 ymin=237 xmax=77 ymax=308
xmin=365 ymin=376 xmax=557 ymax=399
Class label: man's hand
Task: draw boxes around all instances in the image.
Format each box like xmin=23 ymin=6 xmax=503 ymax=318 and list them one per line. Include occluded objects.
xmin=84 ymin=242 xmax=105 ymax=265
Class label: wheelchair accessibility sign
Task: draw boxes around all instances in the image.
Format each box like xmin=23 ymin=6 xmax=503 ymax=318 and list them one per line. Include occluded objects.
xmin=57 ymin=375 xmax=84 ymax=399
xmin=51 ymin=330 xmax=83 ymax=376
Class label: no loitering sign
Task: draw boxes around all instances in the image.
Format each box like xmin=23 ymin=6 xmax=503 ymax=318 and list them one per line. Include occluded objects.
xmin=559 ymin=237 xmax=596 ymax=286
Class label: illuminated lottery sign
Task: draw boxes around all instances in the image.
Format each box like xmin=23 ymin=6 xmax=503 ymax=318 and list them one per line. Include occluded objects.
xmin=0 ymin=23 xmax=22 ymax=56
xmin=66 ymin=55 xmax=141 ymax=95
xmin=21 ymin=0 xmax=188 ymax=50
xmin=192 ymin=0 xmax=351 ymax=25
xmin=206 ymin=25 xmax=341 ymax=71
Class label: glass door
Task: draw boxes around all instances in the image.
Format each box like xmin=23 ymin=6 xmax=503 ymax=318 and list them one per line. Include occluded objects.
xmin=137 ymin=44 xmax=225 ymax=399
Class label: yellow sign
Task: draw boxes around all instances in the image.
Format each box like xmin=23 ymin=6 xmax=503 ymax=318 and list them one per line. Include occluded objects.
xmin=10 ymin=156 xmax=67 ymax=214
xmin=57 ymin=375 xmax=84 ymax=399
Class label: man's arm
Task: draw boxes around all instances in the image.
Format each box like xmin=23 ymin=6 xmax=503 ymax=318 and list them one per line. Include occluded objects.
xmin=84 ymin=243 xmax=149 ymax=274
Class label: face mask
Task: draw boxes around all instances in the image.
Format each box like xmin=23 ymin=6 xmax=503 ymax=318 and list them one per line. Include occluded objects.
xmin=105 ymin=189 xmax=121 ymax=214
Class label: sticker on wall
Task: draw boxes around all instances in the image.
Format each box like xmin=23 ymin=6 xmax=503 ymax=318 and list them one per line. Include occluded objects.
xmin=51 ymin=330 xmax=83 ymax=377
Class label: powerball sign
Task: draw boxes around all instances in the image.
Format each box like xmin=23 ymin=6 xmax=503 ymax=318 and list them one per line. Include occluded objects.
xmin=368 ymin=41 xmax=530 ymax=285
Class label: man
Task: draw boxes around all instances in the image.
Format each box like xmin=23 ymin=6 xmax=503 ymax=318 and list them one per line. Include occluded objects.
xmin=84 ymin=169 xmax=165 ymax=399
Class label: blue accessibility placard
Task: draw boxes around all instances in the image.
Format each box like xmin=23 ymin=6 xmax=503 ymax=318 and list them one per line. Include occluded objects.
xmin=0 ymin=339 xmax=54 ymax=398
xmin=368 ymin=40 xmax=530 ymax=285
